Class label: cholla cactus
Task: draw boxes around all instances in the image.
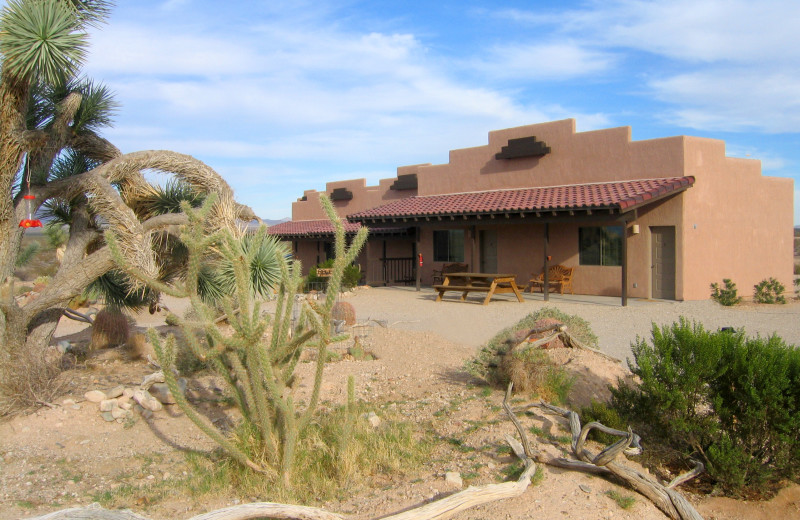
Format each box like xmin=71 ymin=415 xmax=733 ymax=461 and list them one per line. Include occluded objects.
xmin=108 ymin=194 xmax=368 ymax=484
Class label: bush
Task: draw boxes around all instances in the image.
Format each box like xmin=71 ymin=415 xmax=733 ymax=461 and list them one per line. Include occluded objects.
xmin=753 ymin=277 xmax=785 ymax=304
xmin=306 ymin=260 xmax=362 ymax=291
xmin=710 ymin=279 xmax=741 ymax=306
xmin=795 ymin=278 xmax=799 ymax=299
xmin=90 ymin=307 xmax=130 ymax=349
xmin=610 ymin=318 xmax=800 ymax=496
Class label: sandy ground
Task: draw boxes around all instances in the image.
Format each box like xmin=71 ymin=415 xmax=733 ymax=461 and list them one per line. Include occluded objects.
xmin=1 ymin=287 xmax=799 ymax=520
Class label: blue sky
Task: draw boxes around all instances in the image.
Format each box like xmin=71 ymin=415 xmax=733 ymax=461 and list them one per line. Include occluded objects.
xmin=67 ymin=1 xmax=800 ymax=222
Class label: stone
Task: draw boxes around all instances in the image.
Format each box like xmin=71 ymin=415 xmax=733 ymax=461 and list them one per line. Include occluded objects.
xmin=84 ymin=390 xmax=106 ymax=403
xmin=111 ymin=407 xmax=129 ymax=420
xmin=106 ymin=385 xmax=125 ymax=399
xmin=100 ymin=411 xmax=115 ymax=422
xmin=122 ymin=387 xmax=134 ymax=399
xmin=149 ymin=381 xmax=185 ymax=405
xmin=119 ymin=401 xmax=132 ymax=411
xmin=580 ymin=484 xmax=592 ymax=494
xmin=367 ymin=413 xmax=381 ymax=428
xmin=99 ymin=399 xmax=118 ymax=412
xmin=444 ymin=471 xmax=463 ymax=489
xmin=133 ymin=389 xmax=163 ymax=412
xmin=62 ymin=398 xmax=76 ymax=407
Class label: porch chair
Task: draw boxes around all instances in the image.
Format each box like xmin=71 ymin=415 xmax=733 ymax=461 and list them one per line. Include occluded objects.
xmin=528 ymin=265 xmax=574 ymax=294
xmin=431 ymin=262 xmax=469 ymax=285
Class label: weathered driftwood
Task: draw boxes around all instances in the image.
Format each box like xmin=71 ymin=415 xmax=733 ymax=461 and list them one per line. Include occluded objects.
xmin=28 ymin=389 xmax=538 ymax=520
xmin=534 ymin=400 xmax=704 ymax=520
xmin=512 ymin=325 xmax=621 ymax=363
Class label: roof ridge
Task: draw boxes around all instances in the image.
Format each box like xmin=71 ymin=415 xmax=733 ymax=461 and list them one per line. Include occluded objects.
xmin=417 ymin=177 xmax=687 ymax=198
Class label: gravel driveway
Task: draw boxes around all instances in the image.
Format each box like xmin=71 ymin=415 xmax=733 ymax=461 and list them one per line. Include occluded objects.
xmin=342 ymin=286 xmax=800 ymax=362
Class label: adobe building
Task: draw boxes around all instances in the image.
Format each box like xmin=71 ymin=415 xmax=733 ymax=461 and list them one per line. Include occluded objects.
xmin=268 ymin=119 xmax=794 ymax=302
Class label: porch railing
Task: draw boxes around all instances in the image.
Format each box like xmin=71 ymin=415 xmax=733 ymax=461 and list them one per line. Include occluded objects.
xmin=366 ymin=257 xmax=416 ymax=286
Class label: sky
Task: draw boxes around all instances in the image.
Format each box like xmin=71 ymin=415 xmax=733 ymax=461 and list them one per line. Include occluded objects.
xmin=51 ymin=1 xmax=800 ymax=222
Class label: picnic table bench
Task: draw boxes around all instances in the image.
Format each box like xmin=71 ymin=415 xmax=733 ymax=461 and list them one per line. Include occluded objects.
xmin=433 ymin=272 xmax=524 ymax=305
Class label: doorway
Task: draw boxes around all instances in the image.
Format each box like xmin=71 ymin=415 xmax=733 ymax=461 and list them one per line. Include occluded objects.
xmin=479 ymin=229 xmax=498 ymax=273
xmin=650 ymin=226 xmax=676 ymax=299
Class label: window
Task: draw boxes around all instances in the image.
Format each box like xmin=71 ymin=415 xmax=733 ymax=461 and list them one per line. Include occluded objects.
xmin=433 ymin=230 xmax=465 ymax=262
xmin=579 ymin=226 xmax=623 ymax=266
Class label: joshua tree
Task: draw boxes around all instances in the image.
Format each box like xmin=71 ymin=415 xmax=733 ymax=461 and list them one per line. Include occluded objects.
xmin=0 ymin=0 xmax=259 ymax=410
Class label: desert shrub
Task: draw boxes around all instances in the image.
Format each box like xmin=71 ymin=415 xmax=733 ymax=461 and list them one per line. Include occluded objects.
xmin=90 ymin=307 xmax=130 ymax=349
xmin=710 ymin=279 xmax=741 ymax=306
xmin=580 ymin=400 xmax=627 ymax=445
xmin=331 ymin=300 xmax=356 ymax=325
xmin=306 ymin=259 xmax=362 ymax=291
xmin=795 ymin=278 xmax=799 ymax=299
xmin=465 ymin=307 xmax=591 ymax=402
xmin=610 ymin=318 xmax=800 ymax=496
xmin=753 ymin=277 xmax=785 ymax=304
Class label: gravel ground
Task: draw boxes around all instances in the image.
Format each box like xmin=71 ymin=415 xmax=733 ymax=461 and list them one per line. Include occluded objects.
xmin=340 ymin=286 xmax=800 ymax=362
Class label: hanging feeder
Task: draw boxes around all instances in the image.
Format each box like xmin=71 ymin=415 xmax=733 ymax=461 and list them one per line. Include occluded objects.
xmin=19 ymin=194 xmax=42 ymax=228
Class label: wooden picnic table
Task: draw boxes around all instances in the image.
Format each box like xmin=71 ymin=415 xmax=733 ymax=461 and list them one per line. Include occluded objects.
xmin=433 ymin=272 xmax=524 ymax=305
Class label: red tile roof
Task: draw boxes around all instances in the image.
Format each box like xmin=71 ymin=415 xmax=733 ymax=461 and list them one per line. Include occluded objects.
xmin=267 ymin=219 xmax=410 ymax=237
xmin=348 ymin=177 xmax=695 ymax=220
xmin=267 ymin=219 xmax=361 ymax=237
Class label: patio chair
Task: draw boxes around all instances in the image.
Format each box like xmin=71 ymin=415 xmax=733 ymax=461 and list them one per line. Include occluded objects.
xmin=528 ymin=265 xmax=574 ymax=294
xmin=431 ymin=262 xmax=469 ymax=285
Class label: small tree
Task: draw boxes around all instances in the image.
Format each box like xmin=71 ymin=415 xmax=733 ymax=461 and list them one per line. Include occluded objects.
xmin=710 ymin=279 xmax=741 ymax=306
xmin=110 ymin=194 xmax=368 ymax=486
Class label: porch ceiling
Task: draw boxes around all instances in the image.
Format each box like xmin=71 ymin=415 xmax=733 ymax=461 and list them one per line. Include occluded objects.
xmin=347 ymin=177 xmax=695 ymax=224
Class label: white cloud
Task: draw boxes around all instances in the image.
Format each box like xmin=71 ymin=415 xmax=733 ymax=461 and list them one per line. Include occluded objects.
xmin=471 ymin=42 xmax=616 ymax=81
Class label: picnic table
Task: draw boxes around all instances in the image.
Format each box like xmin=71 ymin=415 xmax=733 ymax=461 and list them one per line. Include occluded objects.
xmin=433 ymin=272 xmax=524 ymax=305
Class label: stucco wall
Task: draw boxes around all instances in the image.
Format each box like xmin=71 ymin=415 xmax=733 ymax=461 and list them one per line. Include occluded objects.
xmin=680 ymin=138 xmax=794 ymax=300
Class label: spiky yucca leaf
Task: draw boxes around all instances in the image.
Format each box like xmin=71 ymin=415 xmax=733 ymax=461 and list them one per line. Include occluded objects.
xmin=215 ymin=229 xmax=287 ymax=300
xmin=0 ymin=0 xmax=89 ymax=85
xmin=69 ymin=77 xmax=117 ymax=132
xmin=133 ymin=179 xmax=206 ymax=221
xmin=84 ymin=269 xmax=155 ymax=310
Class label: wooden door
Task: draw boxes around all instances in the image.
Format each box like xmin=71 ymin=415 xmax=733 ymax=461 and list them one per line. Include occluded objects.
xmin=480 ymin=229 xmax=498 ymax=273
xmin=651 ymin=226 xmax=676 ymax=300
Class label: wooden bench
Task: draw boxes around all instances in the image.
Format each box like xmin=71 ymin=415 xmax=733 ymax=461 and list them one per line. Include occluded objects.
xmin=528 ymin=265 xmax=574 ymax=294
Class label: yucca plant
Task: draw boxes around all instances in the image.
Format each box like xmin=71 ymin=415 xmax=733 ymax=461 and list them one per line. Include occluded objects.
xmin=108 ymin=194 xmax=368 ymax=486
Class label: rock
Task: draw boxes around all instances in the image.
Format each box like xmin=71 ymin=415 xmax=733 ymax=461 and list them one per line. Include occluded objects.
xmin=111 ymin=407 xmax=130 ymax=420
xmin=84 ymin=390 xmax=106 ymax=403
xmin=444 ymin=471 xmax=463 ymax=489
xmin=368 ymin=413 xmax=381 ymax=428
xmin=99 ymin=399 xmax=118 ymax=412
xmin=122 ymin=387 xmax=134 ymax=399
xmin=133 ymin=389 xmax=163 ymax=412
xmin=62 ymin=398 xmax=76 ymax=407
xmin=119 ymin=401 xmax=132 ymax=411
xmin=100 ymin=411 xmax=115 ymax=422
xmin=106 ymin=385 xmax=125 ymax=399
xmin=580 ymin=484 xmax=592 ymax=493
xmin=149 ymin=383 xmax=176 ymax=404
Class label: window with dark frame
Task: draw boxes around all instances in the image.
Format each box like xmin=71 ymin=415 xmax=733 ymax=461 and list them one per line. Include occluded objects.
xmin=433 ymin=229 xmax=465 ymax=262
xmin=579 ymin=226 xmax=623 ymax=266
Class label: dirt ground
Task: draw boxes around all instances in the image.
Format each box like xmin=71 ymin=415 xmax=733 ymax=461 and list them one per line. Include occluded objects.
xmin=1 ymin=288 xmax=799 ymax=520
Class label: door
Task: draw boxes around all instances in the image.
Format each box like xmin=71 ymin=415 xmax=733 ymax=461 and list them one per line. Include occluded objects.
xmin=480 ymin=229 xmax=498 ymax=273
xmin=651 ymin=226 xmax=676 ymax=300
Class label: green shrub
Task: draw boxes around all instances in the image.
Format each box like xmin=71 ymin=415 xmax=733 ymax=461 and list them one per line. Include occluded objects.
xmin=710 ymin=279 xmax=741 ymax=306
xmin=753 ymin=277 xmax=785 ymax=304
xmin=580 ymin=400 xmax=627 ymax=445
xmin=610 ymin=318 xmax=800 ymax=496
xmin=306 ymin=260 xmax=362 ymax=291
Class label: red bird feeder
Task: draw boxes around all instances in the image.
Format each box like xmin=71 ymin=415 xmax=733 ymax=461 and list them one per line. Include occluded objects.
xmin=19 ymin=194 xmax=42 ymax=228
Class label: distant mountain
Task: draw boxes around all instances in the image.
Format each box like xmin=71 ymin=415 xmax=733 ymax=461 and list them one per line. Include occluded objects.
xmin=263 ymin=218 xmax=290 ymax=226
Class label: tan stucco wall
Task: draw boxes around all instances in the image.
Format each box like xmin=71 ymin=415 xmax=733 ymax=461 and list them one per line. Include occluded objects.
xmin=680 ymin=137 xmax=794 ymax=300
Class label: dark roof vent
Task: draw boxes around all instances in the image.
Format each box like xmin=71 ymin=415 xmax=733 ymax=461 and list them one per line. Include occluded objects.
xmin=495 ymin=136 xmax=551 ymax=160
xmin=330 ymin=187 xmax=353 ymax=201
xmin=390 ymin=173 xmax=418 ymax=191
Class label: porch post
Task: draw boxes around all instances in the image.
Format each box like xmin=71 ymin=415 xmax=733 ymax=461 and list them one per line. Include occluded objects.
xmin=543 ymin=223 xmax=550 ymax=301
xmin=621 ymin=224 xmax=628 ymax=307
xmin=470 ymin=225 xmax=478 ymax=272
xmin=415 ymin=226 xmax=421 ymax=291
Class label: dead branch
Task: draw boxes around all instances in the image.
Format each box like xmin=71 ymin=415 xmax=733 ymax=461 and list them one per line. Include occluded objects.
xmin=535 ymin=401 xmax=704 ymax=520
xmin=511 ymin=324 xmax=620 ymax=363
